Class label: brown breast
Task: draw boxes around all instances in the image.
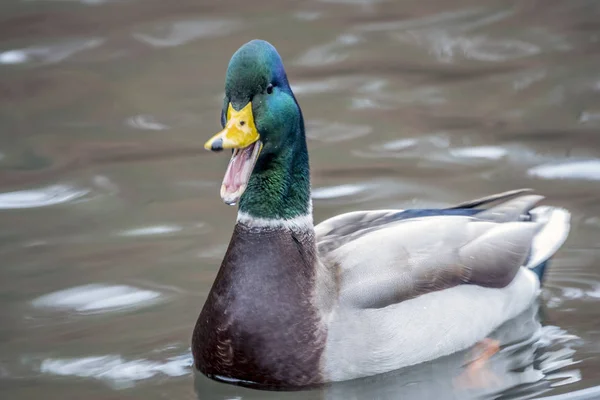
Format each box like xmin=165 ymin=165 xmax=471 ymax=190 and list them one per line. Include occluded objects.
xmin=192 ymin=224 xmax=326 ymax=389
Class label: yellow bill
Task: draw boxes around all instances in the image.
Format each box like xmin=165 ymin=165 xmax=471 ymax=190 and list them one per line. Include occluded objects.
xmin=204 ymin=102 xmax=263 ymax=205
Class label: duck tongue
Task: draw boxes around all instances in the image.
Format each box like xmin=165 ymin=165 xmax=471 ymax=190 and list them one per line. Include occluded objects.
xmin=220 ymin=141 xmax=261 ymax=205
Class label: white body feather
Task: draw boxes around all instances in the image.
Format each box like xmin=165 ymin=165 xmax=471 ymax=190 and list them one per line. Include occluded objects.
xmin=322 ymin=268 xmax=538 ymax=381
xmin=319 ymin=204 xmax=570 ymax=381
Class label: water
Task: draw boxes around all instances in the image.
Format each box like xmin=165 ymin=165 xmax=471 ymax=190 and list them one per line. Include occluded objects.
xmin=1 ymin=0 xmax=599 ymax=399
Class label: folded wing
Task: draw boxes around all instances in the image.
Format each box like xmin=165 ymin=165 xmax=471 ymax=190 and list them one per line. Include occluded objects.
xmin=315 ymin=191 xmax=559 ymax=309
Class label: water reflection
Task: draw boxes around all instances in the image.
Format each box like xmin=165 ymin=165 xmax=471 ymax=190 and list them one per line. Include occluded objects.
xmin=293 ymin=11 xmax=322 ymax=22
xmin=312 ymin=184 xmax=366 ymax=200
xmin=306 ymin=120 xmax=372 ymax=143
xmin=0 ymin=38 xmax=104 ymax=65
xmin=126 ymin=115 xmax=170 ymax=131
xmin=377 ymin=138 xmax=418 ymax=152
xmin=547 ymin=276 xmax=600 ymax=308
xmin=118 ymin=225 xmax=183 ymax=237
xmin=528 ymin=160 xmax=600 ymax=181
xmin=354 ymin=133 xmax=450 ymax=159
xmin=513 ymin=69 xmax=547 ymax=91
xmin=197 ymin=244 xmax=228 ymax=260
xmin=133 ymin=19 xmax=241 ymax=48
xmin=0 ymin=184 xmax=90 ymax=209
xmin=357 ymin=8 xmax=487 ymax=33
xmin=296 ymin=34 xmax=362 ymax=66
xmin=449 ymin=146 xmax=508 ymax=160
xmin=313 ymin=179 xmax=419 ymax=205
xmin=579 ymin=111 xmax=600 ymax=125
xmin=40 ymin=352 xmax=192 ymax=389
xmin=31 ymin=284 xmax=163 ymax=314
xmin=415 ymin=34 xmax=540 ymax=63
xmin=291 ymin=76 xmax=368 ymax=96
xmin=116 ymin=223 xmax=209 ymax=238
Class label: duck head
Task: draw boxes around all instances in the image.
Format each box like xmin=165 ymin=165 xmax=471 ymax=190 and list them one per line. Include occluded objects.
xmin=204 ymin=40 xmax=304 ymax=206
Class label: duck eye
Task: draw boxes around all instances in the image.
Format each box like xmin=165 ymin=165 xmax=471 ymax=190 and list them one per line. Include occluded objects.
xmin=266 ymin=84 xmax=274 ymax=95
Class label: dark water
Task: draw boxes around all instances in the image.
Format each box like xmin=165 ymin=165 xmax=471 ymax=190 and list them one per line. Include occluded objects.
xmin=1 ymin=0 xmax=600 ymax=399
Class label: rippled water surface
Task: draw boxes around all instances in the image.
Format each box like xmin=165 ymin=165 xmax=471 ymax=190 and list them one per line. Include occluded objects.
xmin=1 ymin=0 xmax=600 ymax=399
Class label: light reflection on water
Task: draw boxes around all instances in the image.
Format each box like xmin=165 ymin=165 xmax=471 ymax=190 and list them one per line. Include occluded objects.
xmin=40 ymin=352 xmax=192 ymax=389
xmin=0 ymin=38 xmax=104 ymax=65
xmin=528 ymin=160 xmax=600 ymax=181
xmin=449 ymin=146 xmax=508 ymax=160
xmin=118 ymin=225 xmax=183 ymax=237
xmin=0 ymin=184 xmax=90 ymax=209
xmin=126 ymin=115 xmax=170 ymax=131
xmin=31 ymin=284 xmax=164 ymax=314
xmin=1 ymin=0 xmax=600 ymax=399
xmin=132 ymin=19 xmax=241 ymax=48
xmin=306 ymin=120 xmax=372 ymax=143
xmin=312 ymin=183 xmax=366 ymax=199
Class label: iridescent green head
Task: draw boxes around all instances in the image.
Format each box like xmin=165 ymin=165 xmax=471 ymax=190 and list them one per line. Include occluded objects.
xmin=204 ymin=40 xmax=310 ymax=219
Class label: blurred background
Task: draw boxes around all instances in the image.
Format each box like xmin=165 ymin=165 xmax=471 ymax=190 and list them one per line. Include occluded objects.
xmin=1 ymin=0 xmax=599 ymax=399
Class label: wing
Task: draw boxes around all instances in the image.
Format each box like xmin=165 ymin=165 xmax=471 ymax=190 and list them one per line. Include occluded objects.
xmin=316 ymin=192 xmax=546 ymax=309
xmin=314 ymin=188 xmax=533 ymax=254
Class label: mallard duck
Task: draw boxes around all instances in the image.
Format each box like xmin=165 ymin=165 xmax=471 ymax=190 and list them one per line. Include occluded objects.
xmin=192 ymin=39 xmax=570 ymax=389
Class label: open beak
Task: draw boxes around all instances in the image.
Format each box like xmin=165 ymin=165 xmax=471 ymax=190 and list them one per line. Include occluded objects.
xmin=204 ymin=102 xmax=263 ymax=205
